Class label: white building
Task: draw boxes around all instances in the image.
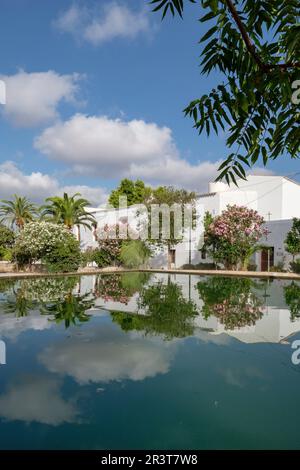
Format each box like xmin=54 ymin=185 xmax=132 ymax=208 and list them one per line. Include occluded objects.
xmin=176 ymin=175 xmax=300 ymax=271
xmin=79 ymin=175 xmax=300 ymax=271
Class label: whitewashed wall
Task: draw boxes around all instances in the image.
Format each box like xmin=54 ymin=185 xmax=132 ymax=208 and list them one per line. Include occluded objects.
xmin=78 ymin=176 xmax=300 ymax=269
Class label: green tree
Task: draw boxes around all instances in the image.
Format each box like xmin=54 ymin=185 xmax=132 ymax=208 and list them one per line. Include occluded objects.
xmin=0 ymin=225 xmax=15 ymax=247
xmin=109 ymin=181 xmax=196 ymax=269
xmin=109 ymin=179 xmax=152 ymax=208
xmin=41 ymin=193 xmax=95 ymax=237
xmin=0 ymin=225 xmax=15 ymax=260
xmin=112 ymin=281 xmax=198 ymax=340
xmin=0 ymin=195 xmax=38 ymax=230
xmin=151 ymin=0 xmax=300 ymax=183
xmin=148 ymin=186 xmax=196 ymax=268
xmin=285 ymin=218 xmax=300 ymax=261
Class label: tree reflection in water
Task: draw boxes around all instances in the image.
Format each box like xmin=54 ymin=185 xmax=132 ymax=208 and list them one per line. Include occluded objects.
xmin=197 ymin=277 xmax=264 ymax=329
xmin=94 ymin=272 xmax=151 ymax=304
xmin=111 ymin=282 xmax=198 ymax=340
xmin=0 ymin=278 xmax=15 ymax=294
xmin=35 ymin=277 xmax=93 ymax=328
xmin=284 ymin=282 xmax=300 ymax=321
xmin=3 ymin=285 xmax=38 ymax=317
xmin=2 ymin=277 xmax=94 ymax=327
xmin=41 ymin=292 xmax=94 ymax=328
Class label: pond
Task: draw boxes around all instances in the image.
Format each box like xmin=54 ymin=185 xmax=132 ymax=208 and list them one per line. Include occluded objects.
xmin=0 ymin=272 xmax=300 ymax=450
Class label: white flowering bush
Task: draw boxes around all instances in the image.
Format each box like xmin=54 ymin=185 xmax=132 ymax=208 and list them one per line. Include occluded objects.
xmin=21 ymin=277 xmax=78 ymax=302
xmin=13 ymin=222 xmax=79 ymax=271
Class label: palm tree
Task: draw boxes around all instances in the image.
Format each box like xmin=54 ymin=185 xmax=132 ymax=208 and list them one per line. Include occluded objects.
xmin=4 ymin=284 xmax=37 ymax=317
xmin=41 ymin=193 xmax=95 ymax=237
xmin=40 ymin=292 xmax=94 ymax=328
xmin=0 ymin=195 xmax=38 ymax=230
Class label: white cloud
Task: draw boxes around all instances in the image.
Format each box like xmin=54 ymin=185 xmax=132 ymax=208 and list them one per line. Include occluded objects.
xmin=62 ymin=184 xmax=108 ymax=207
xmin=248 ymin=168 xmax=274 ymax=176
xmin=130 ymin=157 xmax=222 ymax=192
xmin=0 ymin=376 xmax=79 ymax=425
xmin=54 ymin=3 xmax=151 ymax=45
xmin=54 ymin=4 xmax=83 ymax=34
xmin=34 ymin=113 xmax=221 ymax=192
xmin=39 ymin=323 xmax=177 ymax=385
xmin=219 ymin=366 xmax=266 ymax=389
xmin=0 ymin=309 xmax=52 ymax=341
xmin=34 ymin=114 xmax=176 ymax=172
xmin=1 ymin=70 xmax=82 ymax=127
xmin=0 ymin=161 xmax=108 ymax=206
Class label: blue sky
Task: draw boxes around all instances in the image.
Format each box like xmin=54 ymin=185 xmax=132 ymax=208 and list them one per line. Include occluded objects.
xmin=0 ymin=0 xmax=298 ymax=205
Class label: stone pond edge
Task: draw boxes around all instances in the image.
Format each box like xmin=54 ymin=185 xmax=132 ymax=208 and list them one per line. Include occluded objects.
xmin=0 ymin=267 xmax=300 ymax=281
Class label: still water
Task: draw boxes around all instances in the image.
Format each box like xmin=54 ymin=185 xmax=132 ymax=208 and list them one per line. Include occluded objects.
xmin=0 ymin=272 xmax=300 ymax=449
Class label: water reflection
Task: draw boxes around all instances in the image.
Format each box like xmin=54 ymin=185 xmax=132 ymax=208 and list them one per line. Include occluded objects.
xmin=1 ymin=274 xmax=300 ymax=341
xmin=0 ymin=375 xmax=80 ymax=426
xmin=41 ymin=293 xmax=94 ymax=328
xmin=39 ymin=323 xmax=176 ymax=385
xmin=112 ymin=282 xmax=198 ymax=340
xmin=3 ymin=284 xmax=38 ymax=317
xmin=284 ymin=282 xmax=300 ymax=321
xmin=196 ymin=277 xmax=264 ymax=329
xmin=94 ymin=272 xmax=151 ymax=304
xmin=0 ymin=274 xmax=300 ymax=448
xmin=0 ymin=278 xmax=15 ymax=294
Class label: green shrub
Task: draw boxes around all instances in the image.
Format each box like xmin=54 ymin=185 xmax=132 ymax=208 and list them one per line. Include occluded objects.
xmin=120 ymin=240 xmax=151 ymax=268
xmin=0 ymin=225 xmax=15 ymax=262
xmin=0 ymin=225 xmax=15 ymax=248
xmin=42 ymin=236 xmax=81 ymax=273
xmin=247 ymin=263 xmax=257 ymax=272
xmin=80 ymin=248 xmax=96 ymax=267
xmin=12 ymin=242 xmax=32 ymax=266
xmin=290 ymin=259 xmax=300 ymax=274
xmin=181 ymin=262 xmax=217 ymax=270
xmin=270 ymin=262 xmax=286 ymax=273
xmin=93 ymin=249 xmax=112 ymax=268
xmin=0 ymin=246 xmax=13 ymax=261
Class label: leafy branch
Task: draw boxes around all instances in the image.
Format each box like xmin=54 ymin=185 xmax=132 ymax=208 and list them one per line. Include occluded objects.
xmin=150 ymin=0 xmax=300 ymax=184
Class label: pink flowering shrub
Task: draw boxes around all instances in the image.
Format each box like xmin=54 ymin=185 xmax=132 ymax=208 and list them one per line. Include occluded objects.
xmin=96 ymin=224 xmax=124 ymax=265
xmin=94 ymin=274 xmax=131 ymax=304
xmin=204 ymin=205 xmax=268 ymax=270
xmin=197 ymin=277 xmax=264 ymax=329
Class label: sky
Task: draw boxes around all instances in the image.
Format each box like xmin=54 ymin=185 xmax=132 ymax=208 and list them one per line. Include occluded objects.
xmin=0 ymin=0 xmax=299 ymax=206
